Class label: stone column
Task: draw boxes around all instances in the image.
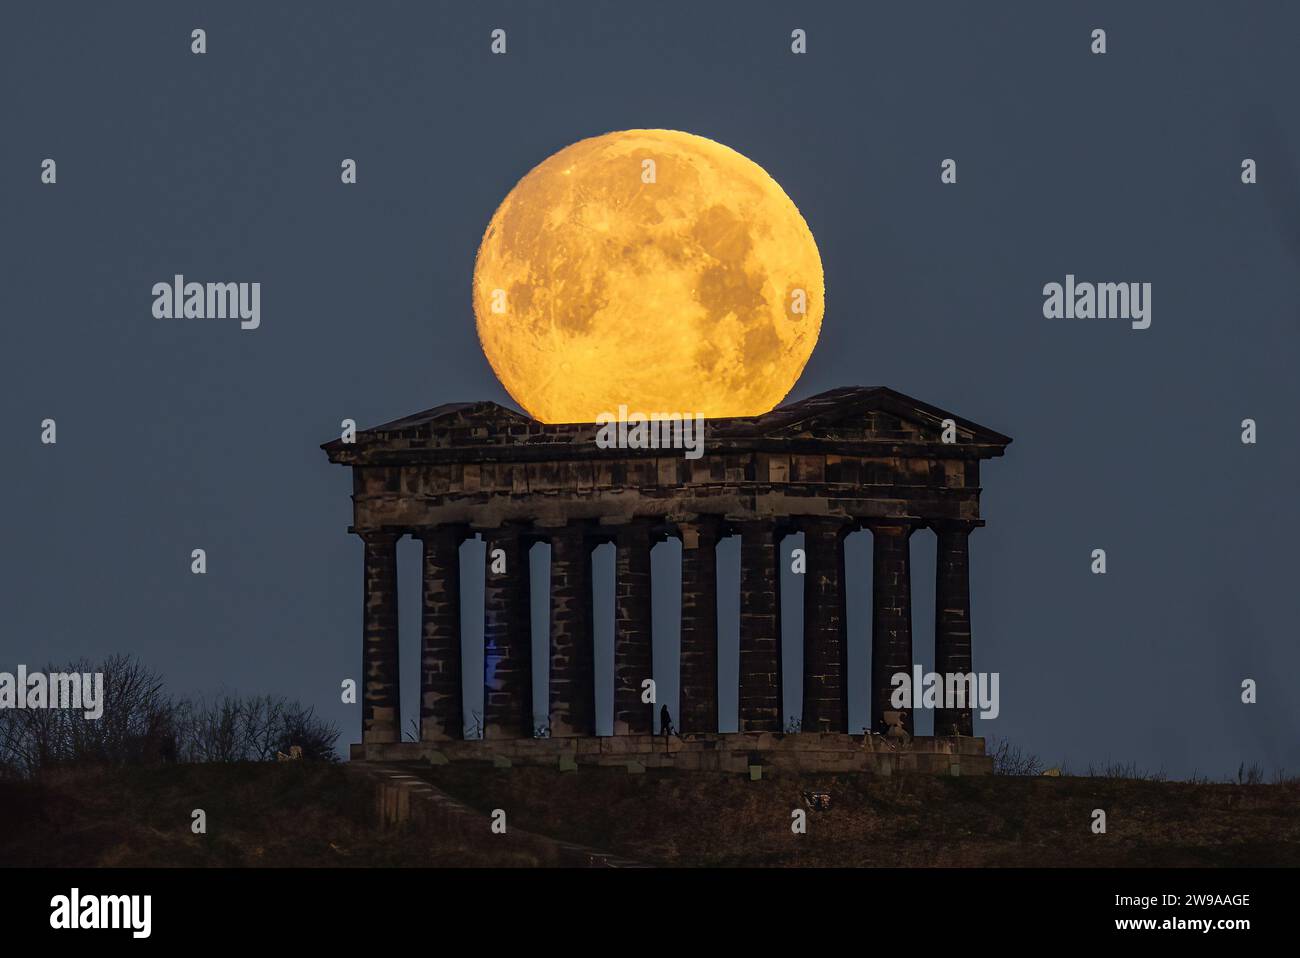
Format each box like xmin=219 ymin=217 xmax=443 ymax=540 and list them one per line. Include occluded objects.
xmin=360 ymin=529 xmax=400 ymax=744
xmin=739 ymin=521 xmax=783 ymax=733
xmin=934 ymin=520 xmax=976 ymax=736
xmin=802 ymin=516 xmax=849 ymax=733
xmin=417 ymin=526 xmax=464 ymax=742
xmin=678 ymin=518 xmax=720 ymax=734
xmin=548 ymin=524 xmax=595 ymax=737
xmin=870 ymin=521 xmax=915 ymax=736
xmin=483 ymin=526 xmax=533 ymax=739
xmin=614 ymin=520 xmax=654 ymax=735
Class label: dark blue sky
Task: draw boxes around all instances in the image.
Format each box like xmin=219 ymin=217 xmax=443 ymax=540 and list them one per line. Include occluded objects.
xmin=4 ymin=1 xmax=1297 ymax=778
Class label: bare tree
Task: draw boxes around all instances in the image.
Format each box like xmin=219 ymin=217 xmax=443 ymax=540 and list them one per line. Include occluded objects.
xmin=0 ymin=655 xmax=176 ymax=776
xmin=1 ymin=656 xmax=339 ymax=776
xmin=176 ymin=693 xmax=338 ymax=763
xmin=279 ymin=703 xmax=341 ymax=761
xmin=987 ymin=736 xmax=1045 ymax=776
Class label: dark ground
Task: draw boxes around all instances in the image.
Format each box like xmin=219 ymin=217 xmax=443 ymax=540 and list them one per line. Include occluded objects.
xmin=0 ymin=763 xmax=540 ymax=867
xmin=424 ymin=763 xmax=1300 ymax=867
xmin=1 ymin=762 xmax=1296 ymax=867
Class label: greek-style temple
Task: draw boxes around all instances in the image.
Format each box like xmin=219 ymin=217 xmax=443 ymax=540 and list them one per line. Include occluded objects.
xmin=323 ymin=386 xmax=1011 ymax=774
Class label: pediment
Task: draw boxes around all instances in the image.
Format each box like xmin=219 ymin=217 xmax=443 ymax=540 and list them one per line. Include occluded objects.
xmin=735 ymin=387 xmax=1012 ymax=448
xmin=321 ymin=400 xmax=536 ymax=456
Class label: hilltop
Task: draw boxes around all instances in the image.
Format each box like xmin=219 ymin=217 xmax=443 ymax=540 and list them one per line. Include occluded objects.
xmin=2 ymin=761 xmax=1297 ymax=867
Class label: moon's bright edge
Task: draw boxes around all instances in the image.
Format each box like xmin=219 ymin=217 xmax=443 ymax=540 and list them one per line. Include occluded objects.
xmin=472 ymin=129 xmax=824 ymax=424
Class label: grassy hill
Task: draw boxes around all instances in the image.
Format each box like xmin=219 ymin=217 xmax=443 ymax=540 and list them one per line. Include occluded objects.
xmin=2 ymin=761 xmax=1297 ymax=867
xmin=423 ymin=763 xmax=1300 ymax=867
xmin=0 ymin=763 xmax=540 ymax=867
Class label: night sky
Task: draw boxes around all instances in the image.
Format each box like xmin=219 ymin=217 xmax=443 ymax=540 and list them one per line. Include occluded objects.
xmin=4 ymin=1 xmax=1298 ymax=778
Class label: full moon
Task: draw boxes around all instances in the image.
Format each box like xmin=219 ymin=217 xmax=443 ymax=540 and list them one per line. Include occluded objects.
xmin=472 ymin=129 xmax=824 ymax=423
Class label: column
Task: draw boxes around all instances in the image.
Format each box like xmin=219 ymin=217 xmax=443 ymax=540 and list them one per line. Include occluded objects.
xmin=549 ymin=523 xmax=595 ymax=736
xmin=360 ymin=529 xmax=400 ymax=744
xmin=483 ymin=526 xmax=533 ymax=739
xmin=870 ymin=521 xmax=915 ymax=735
xmin=802 ymin=516 xmax=849 ymax=733
xmin=678 ymin=518 xmax=720 ymax=733
xmin=614 ymin=521 xmax=653 ymax=735
xmin=934 ymin=520 xmax=976 ymax=736
xmin=738 ymin=521 xmax=783 ymax=733
xmin=417 ymin=526 xmax=464 ymax=742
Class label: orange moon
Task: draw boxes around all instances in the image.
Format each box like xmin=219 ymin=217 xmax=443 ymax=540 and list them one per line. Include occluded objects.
xmin=472 ymin=129 xmax=824 ymax=424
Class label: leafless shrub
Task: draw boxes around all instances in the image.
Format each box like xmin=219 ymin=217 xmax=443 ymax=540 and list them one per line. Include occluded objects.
xmin=176 ymin=694 xmax=339 ymax=763
xmin=1236 ymin=761 xmax=1266 ymax=786
xmin=0 ymin=655 xmax=175 ymax=776
xmin=276 ymin=702 xmax=340 ymax=762
xmin=986 ymin=736 xmax=1045 ymax=776
xmin=0 ymin=656 xmax=339 ymax=776
xmin=1086 ymin=760 xmax=1168 ymax=782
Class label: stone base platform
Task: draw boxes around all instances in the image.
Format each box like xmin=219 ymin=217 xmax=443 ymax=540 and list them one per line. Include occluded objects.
xmin=351 ymin=732 xmax=992 ymax=776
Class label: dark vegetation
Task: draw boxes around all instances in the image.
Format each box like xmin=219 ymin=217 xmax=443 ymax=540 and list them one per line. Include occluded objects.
xmin=418 ymin=761 xmax=1300 ymax=867
xmin=0 ymin=655 xmax=339 ymax=778
xmin=0 ymin=656 xmax=545 ymax=866
xmin=3 ymin=661 xmax=1294 ymax=867
xmin=7 ymin=755 xmax=1295 ymax=868
xmin=0 ymin=762 xmax=542 ymax=866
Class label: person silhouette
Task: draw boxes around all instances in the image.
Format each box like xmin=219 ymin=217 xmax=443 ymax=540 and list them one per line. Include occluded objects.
xmin=660 ymin=704 xmax=675 ymax=752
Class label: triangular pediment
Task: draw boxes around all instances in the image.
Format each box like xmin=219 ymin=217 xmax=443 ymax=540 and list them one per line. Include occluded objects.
xmin=722 ymin=386 xmax=1012 ymax=448
xmin=320 ymin=400 xmax=535 ymax=455
xmin=367 ymin=401 xmax=531 ymax=434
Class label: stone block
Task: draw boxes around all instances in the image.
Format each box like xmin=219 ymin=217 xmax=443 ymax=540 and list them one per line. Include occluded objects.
xmin=675 ymin=751 xmax=703 ymax=771
xmin=603 ymin=736 xmax=633 ymax=755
